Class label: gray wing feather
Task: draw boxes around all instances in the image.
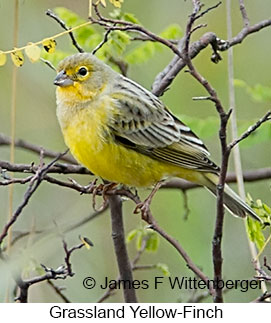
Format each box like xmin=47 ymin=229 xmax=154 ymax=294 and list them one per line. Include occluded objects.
xmin=109 ymin=75 xmax=219 ymax=173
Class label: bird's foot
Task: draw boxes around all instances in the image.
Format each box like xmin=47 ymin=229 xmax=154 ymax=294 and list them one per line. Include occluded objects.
xmin=133 ymin=181 xmax=163 ymax=223
xmin=134 ymin=200 xmax=152 ymax=222
xmin=68 ymin=177 xmax=98 ymax=194
xmin=92 ymin=182 xmax=118 ymax=211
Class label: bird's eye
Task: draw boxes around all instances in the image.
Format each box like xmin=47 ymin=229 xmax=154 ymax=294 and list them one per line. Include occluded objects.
xmin=78 ymin=66 xmax=88 ymax=76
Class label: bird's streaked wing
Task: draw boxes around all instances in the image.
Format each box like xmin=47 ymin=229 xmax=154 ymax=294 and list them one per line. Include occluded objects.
xmin=109 ymin=76 xmax=219 ymax=173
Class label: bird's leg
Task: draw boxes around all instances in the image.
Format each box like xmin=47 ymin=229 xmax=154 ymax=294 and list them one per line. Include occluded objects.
xmin=68 ymin=177 xmax=98 ymax=193
xmin=134 ymin=181 xmax=163 ymax=221
xmin=92 ymin=181 xmax=118 ymax=211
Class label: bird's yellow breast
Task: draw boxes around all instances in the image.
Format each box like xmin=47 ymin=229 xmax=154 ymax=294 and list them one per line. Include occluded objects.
xmin=57 ymin=90 xmax=200 ymax=187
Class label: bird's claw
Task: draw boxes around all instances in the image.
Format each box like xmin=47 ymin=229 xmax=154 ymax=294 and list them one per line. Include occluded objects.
xmin=92 ymin=182 xmax=118 ymax=211
xmin=134 ymin=200 xmax=151 ymax=222
xmin=134 ymin=181 xmax=163 ymax=222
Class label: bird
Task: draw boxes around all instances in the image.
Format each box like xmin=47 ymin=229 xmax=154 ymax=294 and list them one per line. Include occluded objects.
xmin=54 ymin=52 xmax=261 ymax=222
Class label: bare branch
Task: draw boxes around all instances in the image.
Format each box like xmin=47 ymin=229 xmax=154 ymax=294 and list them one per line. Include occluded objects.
xmin=0 ymin=151 xmax=68 ymax=248
xmin=2 ymin=160 xmax=271 ymax=192
xmin=108 ymin=195 xmax=138 ymax=303
xmin=40 ymin=58 xmax=56 ymax=71
xmin=97 ymin=237 xmax=148 ymax=303
xmin=15 ymin=265 xmax=68 ymax=303
xmin=62 ymin=240 xmax=85 ymax=276
xmin=239 ymin=0 xmax=250 ymax=27
xmin=194 ymin=2 xmax=222 ymax=21
xmin=182 ymin=1 xmax=233 ymax=303
xmin=163 ymin=167 xmax=271 ymax=190
xmin=146 ymin=213 xmax=216 ymax=297
xmin=47 ymin=280 xmax=71 ymax=303
xmin=92 ymin=28 xmax=113 ymax=55
xmin=227 ymin=18 xmax=271 ymax=48
xmin=0 ymin=133 xmax=76 ymax=164
xmin=153 ymin=17 xmax=271 ymax=96
xmin=252 ymin=291 xmax=271 ymax=303
xmin=46 ymin=9 xmax=84 ymax=53
xmin=228 ymin=111 xmax=271 ymax=150
xmin=0 ymin=160 xmax=90 ymax=175
xmin=15 ymin=238 xmax=84 ymax=303
xmin=90 ymin=3 xmax=183 ymax=58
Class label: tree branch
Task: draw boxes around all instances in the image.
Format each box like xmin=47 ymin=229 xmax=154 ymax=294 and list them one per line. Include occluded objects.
xmin=1 ymin=160 xmax=271 ymax=191
xmin=182 ymin=1 xmax=231 ymax=303
xmin=46 ymin=9 xmax=84 ymax=53
xmin=108 ymin=195 xmax=138 ymax=303
xmin=152 ymin=17 xmax=271 ymax=96
xmin=0 ymin=151 xmax=68 ymax=249
xmin=0 ymin=133 xmax=76 ymax=164
xmin=239 ymin=0 xmax=250 ymax=27
xmin=228 ymin=111 xmax=271 ymax=150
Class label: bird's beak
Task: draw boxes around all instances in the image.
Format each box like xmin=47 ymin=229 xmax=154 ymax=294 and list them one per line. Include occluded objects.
xmin=54 ymin=70 xmax=74 ymax=87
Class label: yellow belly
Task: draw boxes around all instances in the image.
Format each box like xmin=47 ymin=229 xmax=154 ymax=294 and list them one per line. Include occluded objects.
xmin=60 ymin=103 xmax=202 ymax=187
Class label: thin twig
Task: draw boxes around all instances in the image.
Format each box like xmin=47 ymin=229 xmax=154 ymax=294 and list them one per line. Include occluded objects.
xmin=92 ymin=28 xmax=113 ymax=55
xmin=239 ymin=0 xmax=250 ymax=27
xmin=252 ymin=291 xmax=271 ymax=303
xmin=152 ymin=16 xmax=271 ymax=97
xmin=62 ymin=240 xmax=84 ymax=276
xmin=40 ymin=58 xmax=56 ymax=71
xmin=0 ymin=151 xmax=68 ymax=248
xmin=228 ymin=111 xmax=271 ymax=150
xmin=0 ymin=133 xmax=76 ymax=163
xmin=47 ymin=280 xmax=71 ymax=303
xmin=91 ymin=3 xmax=183 ymax=59
xmin=0 ymin=160 xmax=90 ymax=175
xmin=227 ymin=0 xmax=269 ymax=297
xmin=194 ymin=1 xmax=222 ymax=21
xmin=46 ymin=9 xmax=84 ymax=53
xmin=14 ymin=238 xmax=85 ymax=303
xmin=182 ymin=0 xmax=231 ymax=303
xmin=145 ymin=213 xmax=216 ymax=297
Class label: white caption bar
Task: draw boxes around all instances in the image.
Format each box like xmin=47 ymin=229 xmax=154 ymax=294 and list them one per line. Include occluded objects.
xmin=0 ymin=303 xmax=268 ymax=322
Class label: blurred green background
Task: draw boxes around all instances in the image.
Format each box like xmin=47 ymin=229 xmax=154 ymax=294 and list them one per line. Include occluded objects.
xmin=0 ymin=0 xmax=270 ymax=303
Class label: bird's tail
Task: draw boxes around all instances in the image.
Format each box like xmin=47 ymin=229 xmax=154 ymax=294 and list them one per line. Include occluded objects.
xmin=202 ymin=173 xmax=262 ymax=222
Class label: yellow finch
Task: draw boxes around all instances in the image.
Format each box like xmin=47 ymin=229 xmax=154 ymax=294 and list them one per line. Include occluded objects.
xmin=54 ymin=53 xmax=260 ymax=222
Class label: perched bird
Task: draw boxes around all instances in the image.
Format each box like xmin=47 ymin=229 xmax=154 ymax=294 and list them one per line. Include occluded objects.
xmin=54 ymin=53 xmax=260 ymax=222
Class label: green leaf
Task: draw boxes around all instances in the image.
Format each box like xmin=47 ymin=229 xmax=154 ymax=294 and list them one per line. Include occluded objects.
xmin=159 ymin=24 xmax=182 ymax=39
xmin=109 ymin=0 xmax=124 ymax=8
xmin=124 ymin=24 xmax=182 ymax=65
xmin=156 ymin=263 xmax=170 ymax=277
xmin=248 ymin=84 xmax=271 ymax=103
xmin=234 ymin=78 xmax=271 ymax=103
xmin=75 ymin=28 xmax=99 ymax=48
xmin=109 ymin=8 xmax=122 ymax=19
xmin=263 ymin=203 xmax=271 ymax=214
xmin=136 ymin=230 xmax=143 ymax=250
xmin=0 ymin=51 xmax=7 ymax=66
xmin=125 ymin=42 xmax=156 ymax=64
xmin=108 ymin=30 xmax=131 ymax=56
xmin=246 ymin=217 xmax=265 ymax=250
xmin=54 ymin=7 xmax=98 ymax=50
xmin=145 ymin=231 xmax=159 ymax=252
xmin=54 ymin=7 xmax=85 ymax=26
xmin=233 ymin=78 xmax=247 ymax=89
xmin=246 ymin=194 xmax=271 ymax=250
xmin=123 ymin=12 xmax=140 ymax=24
xmin=126 ymin=229 xmax=139 ymax=243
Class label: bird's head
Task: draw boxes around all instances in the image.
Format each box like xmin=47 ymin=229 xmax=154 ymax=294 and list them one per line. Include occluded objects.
xmin=54 ymin=53 xmax=114 ymax=101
